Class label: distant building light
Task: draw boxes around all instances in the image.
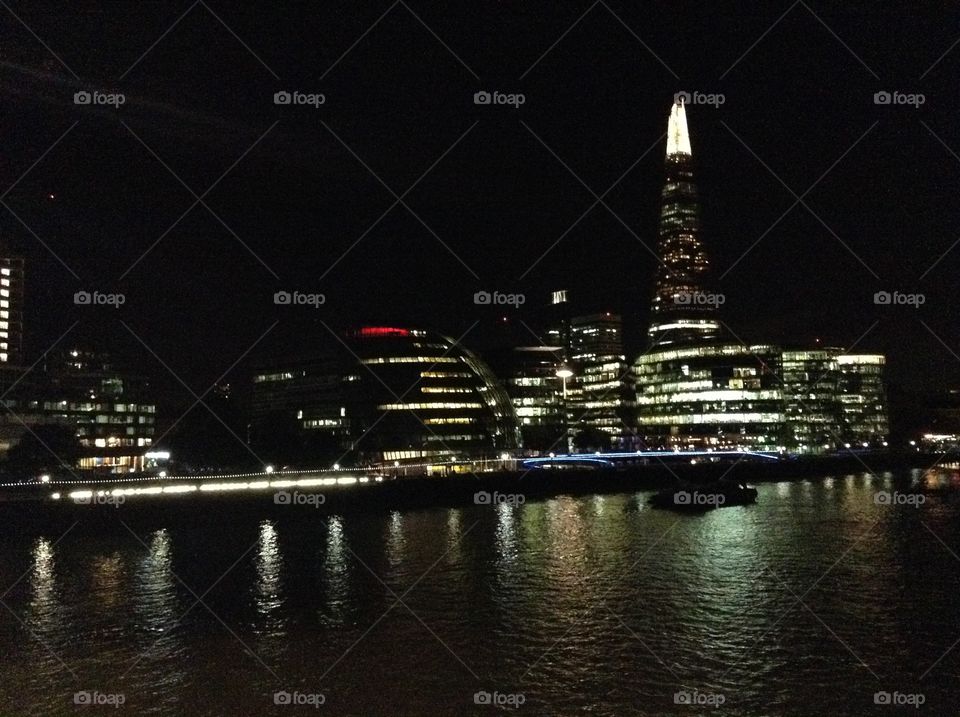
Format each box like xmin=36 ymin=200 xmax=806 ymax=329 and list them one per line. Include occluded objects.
xmin=144 ymin=451 xmax=170 ymax=460
xmin=355 ymin=326 xmax=411 ymax=338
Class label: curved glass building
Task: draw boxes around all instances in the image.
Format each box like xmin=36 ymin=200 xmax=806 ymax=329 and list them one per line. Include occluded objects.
xmin=250 ymin=326 xmax=520 ymax=465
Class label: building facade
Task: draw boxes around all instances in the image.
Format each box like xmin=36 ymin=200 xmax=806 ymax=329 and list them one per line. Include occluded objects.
xmin=635 ymin=343 xmax=785 ymax=450
xmin=487 ymin=345 xmax=566 ymax=452
xmin=0 ymin=349 xmax=157 ymax=472
xmin=249 ymin=327 xmax=520 ymax=466
xmin=0 ymin=252 xmax=24 ymax=365
xmin=635 ymin=99 xmax=888 ymax=452
xmin=568 ymin=313 xmax=634 ymax=448
xmin=647 ymin=99 xmax=722 ymax=349
xmin=837 ymin=354 xmax=889 ymax=447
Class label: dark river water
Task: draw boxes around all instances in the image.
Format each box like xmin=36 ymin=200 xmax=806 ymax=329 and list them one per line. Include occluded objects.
xmin=1 ymin=469 xmax=959 ymax=716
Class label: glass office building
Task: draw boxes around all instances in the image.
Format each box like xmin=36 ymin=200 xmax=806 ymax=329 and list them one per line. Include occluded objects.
xmin=647 ymin=99 xmax=722 ymax=348
xmin=250 ymin=327 xmax=520 ymax=465
xmin=635 ymin=343 xmax=784 ymax=449
xmin=635 ymin=101 xmax=888 ymax=452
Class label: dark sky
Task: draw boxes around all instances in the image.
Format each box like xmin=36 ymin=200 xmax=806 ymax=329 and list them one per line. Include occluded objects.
xmin=1 ymin=2 xmax=958 ymax=428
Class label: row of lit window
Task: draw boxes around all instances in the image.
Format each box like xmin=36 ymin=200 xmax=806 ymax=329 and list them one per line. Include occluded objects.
xmin=376 ymin=402 xmax=483 ymax=410
xmin=362 ymin=357 xmax=459 ymax=365
xmin=81 ymin=436 xmax=153 ymax=448
xmin=422 ymin=417 xmax=472 ymax=425
xmin=641 ymin=413 xmax=785 ymax=425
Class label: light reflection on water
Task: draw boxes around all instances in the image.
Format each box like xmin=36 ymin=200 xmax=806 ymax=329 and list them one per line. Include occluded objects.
xmin=1 ymin=469 xmax=960 ymax=715
xmin=321 ymin=515 xmax=350 ymax=628
xmin=255 ymin=521 xmax=283 ymax=616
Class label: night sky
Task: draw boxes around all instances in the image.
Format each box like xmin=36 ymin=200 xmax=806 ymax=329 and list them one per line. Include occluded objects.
xmin=1 ymin=2 xmax=958 ymax=434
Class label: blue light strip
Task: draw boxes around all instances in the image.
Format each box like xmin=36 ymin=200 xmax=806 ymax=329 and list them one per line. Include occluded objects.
xmin=521 ymin=449 xmax=780 ymax=467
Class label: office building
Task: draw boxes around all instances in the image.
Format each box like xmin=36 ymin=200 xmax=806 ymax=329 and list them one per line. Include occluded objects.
xmin=249 ymin=326 xmax=520 ymax=465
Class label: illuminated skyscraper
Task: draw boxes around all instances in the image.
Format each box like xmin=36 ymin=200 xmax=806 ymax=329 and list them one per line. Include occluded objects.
xmin=568 ymin=313 xmax=634 ymax=447
xmin=635 ymin=101 xmax=888 ymax=452
xmin=0 ymin=252 xmax=24 ymax=365
xmin=647 ymin=99 xmax=721 ymax=348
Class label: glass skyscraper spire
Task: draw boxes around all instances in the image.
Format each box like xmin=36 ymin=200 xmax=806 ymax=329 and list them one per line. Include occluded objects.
xmin=647 ymin=99 xmax=722 ymax=348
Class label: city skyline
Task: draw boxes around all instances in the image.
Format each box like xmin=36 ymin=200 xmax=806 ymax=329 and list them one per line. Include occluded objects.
xmin=2 ymin=6 xmax=960 ymax=716
xmin=0 ymin=4 xmax=956 ymax=432
xmin=2 ymin=91 xmax=917 ymax=450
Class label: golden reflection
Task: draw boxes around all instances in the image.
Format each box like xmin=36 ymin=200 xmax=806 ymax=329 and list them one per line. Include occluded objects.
xmin=91 ymin=554 xmax=124 ymax=610
xmin=134 ymin=528 xmax=181 ymax=671
xmin=386 ymin=511 xmax=405 ymax=567
xmin=256 ymin=521 xmax=283 ymax=615
xmin=495 ymin=502 xmax=518 ymax=566
xmin=322 ymin=516 xmax=349 ymax=625
xmin=28 ymin=537 xmax=60 ymax=633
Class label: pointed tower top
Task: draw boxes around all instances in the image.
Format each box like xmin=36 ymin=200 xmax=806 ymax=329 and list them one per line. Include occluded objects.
xmin=666 ymin=98 xmax=692 ymax=157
